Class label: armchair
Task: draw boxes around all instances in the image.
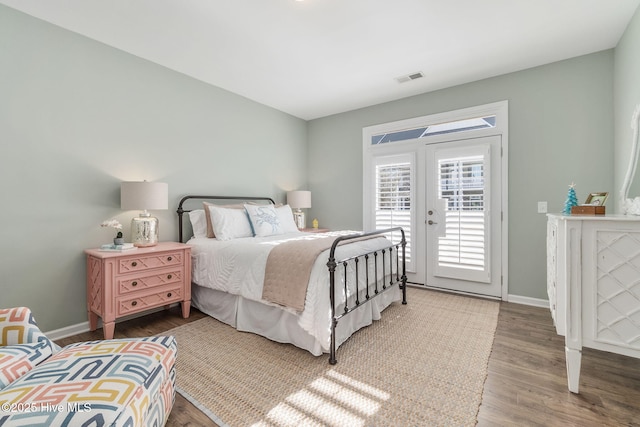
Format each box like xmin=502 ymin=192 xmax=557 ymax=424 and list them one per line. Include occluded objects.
xmin=0 ymin=307 xmax=59 ymax=389
xmin=0 ymin=307 xmax=177 ymax=426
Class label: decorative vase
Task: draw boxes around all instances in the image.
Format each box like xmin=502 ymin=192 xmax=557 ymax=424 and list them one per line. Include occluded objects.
xmin=114 ymin=237 xmax=124 ymax=245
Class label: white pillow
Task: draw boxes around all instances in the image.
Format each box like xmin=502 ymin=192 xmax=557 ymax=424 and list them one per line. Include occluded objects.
xmin=276 ymin=205 xmax=300 ymax=233
xmin=245 ymin=204 xmax=284 ymax=237
xmin=208 ymin=205 xmax=254 ymax=241
xmin=188 ymin=209 xmax=207 ymax=238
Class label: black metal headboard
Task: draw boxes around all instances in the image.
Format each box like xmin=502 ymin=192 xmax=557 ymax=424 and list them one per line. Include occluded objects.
xmin=176 ymin=195 xmax=276 ymax=243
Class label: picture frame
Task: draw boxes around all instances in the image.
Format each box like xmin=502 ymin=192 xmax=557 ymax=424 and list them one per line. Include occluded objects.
xmin=584 ymin=192 xmax=608 ymax=206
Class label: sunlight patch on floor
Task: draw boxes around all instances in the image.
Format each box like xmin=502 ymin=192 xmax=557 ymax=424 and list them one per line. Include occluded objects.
xmin=252 ymin=369 xmax=390 ymax=427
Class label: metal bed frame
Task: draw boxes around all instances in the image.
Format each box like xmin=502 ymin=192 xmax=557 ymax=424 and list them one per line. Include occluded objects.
xmin=177 ymin=195 xmax=407 ymax=364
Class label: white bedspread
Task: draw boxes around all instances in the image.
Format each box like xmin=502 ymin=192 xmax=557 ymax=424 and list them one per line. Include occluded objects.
xmin=188 ymin=230 xmax=399 ymax=349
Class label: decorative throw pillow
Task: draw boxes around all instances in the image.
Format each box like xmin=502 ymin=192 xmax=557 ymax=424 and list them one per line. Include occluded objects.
xmin=203 ymin=202 xmax=248 ymax=238
xmin=208 ymin=205 xmax=254 ymax=240
xmin=276 ymin=205 xmax=300 ymax=233
xmin=245 ymin=204 xmax=284 ymax=237
xmin=188 ymin=209 xmax=207 ymax=238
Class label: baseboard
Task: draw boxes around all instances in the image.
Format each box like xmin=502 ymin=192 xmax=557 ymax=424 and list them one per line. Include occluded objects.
xmin=409 ymin=283 xmax=549 ymax=308
xmin=507 ymin=294 xmax=549 ymax=308
xmin=45 ymin=305 xmax=177 ymax=341
xmin=46 ymin=322 xmax=91 ymax=342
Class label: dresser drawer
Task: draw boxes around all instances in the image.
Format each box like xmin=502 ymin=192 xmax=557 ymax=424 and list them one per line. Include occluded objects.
xmin=116 ymin=284 xmax=184 ymax=317
xmin=85 ymin=242 xmax=191 ymax=340
xmin=117 ymin=269 xmax=184 ymax=296
xmin=117 ymin=251 xmax=184 ymax=274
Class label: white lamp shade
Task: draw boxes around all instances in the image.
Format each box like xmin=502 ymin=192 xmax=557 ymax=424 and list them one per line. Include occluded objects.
xmin=287 ymin=190 xmax=311 ymax=209
xmin=121 ymin=181 xmax=168 ymax=211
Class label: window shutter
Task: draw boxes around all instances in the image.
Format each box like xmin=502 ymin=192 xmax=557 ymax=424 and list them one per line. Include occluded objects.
xmin=375 ymin=161 xmax=412 ymax=264
xmin=438 ymin=156 xmax=485 ymax=270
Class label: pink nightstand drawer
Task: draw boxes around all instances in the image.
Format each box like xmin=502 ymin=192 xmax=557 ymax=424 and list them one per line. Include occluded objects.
xmin=117 ymin=268 xmax=184 ymax=296
xmin=116 ymin=284 xmax=184 ymax=317
xmin=117 ymin=251 xmax=184 ymax=275
xmin=85 ymin=242 xmax=192 ymax=339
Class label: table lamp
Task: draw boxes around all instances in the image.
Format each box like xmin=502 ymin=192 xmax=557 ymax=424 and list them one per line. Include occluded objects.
xmin=121 ymin=181 xmax=168 ymax=247
xmin=287 ymin=190 xmax=311 ymax=229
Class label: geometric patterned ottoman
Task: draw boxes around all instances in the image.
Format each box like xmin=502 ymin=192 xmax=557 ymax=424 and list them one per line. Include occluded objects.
xmin=0 ymin=336 xmax=177 ymax=427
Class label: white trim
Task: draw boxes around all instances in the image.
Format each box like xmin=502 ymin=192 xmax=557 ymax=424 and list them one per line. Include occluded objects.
xmin=45 ymin=306 xmax=175 ymax=341
xmin=507 ymin=294 xmax=550 ymax=308
xmin=46 ymin=321 xmax=91 ymax=342
xmin=409 ymin=284 xmax=549 ymax=308
xmin=364 ymin=101 xmax=507 ymax=146
xmin=363 ymin=101 xmax=509 ymax=299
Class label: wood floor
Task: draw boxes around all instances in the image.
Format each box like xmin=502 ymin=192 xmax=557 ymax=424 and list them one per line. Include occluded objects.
xmin=55 ymin=302 xmax=640 ymax=427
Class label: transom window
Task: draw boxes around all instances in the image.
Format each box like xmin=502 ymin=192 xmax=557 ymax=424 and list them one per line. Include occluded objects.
xmin=371 ymin=115 xmax=496 ymax=145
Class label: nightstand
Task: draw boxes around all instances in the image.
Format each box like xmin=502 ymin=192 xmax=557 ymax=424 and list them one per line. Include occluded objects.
xmin=85 ymin=242 xmax=191 ymax=339
xmin=300 ymin=228 xmax=330 ymax=233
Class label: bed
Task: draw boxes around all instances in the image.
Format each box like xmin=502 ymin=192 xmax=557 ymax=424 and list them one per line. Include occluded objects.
xmin=177 ymin=195 xmax=407 ymax=363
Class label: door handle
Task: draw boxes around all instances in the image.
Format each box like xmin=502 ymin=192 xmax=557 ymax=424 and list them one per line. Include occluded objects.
xmin=428 ymin=220 xmax=437 ymax=225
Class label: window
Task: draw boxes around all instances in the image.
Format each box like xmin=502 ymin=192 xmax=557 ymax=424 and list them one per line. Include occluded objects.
xmin=371 ymin=115 xmax=496 ymax=145
xmin=373 ymin=155 xmax=414 ymax=267
xmin=438 ymin=155 xmax=486 ymax=271
xmin=439 ymin=156 xmax=485 ymax=211
xmin=363 ymin=101 xmax=508 ymax=285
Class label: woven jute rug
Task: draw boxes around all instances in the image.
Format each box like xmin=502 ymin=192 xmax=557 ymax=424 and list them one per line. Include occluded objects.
xmin=166 ymin=288 xmax=499 ymax=426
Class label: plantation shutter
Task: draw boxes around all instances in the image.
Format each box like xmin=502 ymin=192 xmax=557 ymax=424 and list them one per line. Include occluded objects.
xmin=375 ymin=157 xmax=413 ymax=265
xmin=437 ymin=155 xmax=486 ymax=272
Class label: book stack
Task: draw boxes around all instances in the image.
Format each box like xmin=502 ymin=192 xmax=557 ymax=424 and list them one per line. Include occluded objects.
xmin=99 ymin=243 xmax=137 ymax=252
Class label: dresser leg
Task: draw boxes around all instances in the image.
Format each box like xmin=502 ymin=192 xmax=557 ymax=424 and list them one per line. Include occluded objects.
xmin=182 ymin=300 xmax=191 ymax=318
xmin=88 ymin=311 xmax=98 ymax=331
xmin=565 ymin=347 xmax=582 ymax=393
xmin=103 ymin=321 xmax=115 ymax=340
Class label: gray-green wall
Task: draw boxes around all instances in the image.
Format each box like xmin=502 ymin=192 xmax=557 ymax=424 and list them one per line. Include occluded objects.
xmin=307 ymin=51 xmax=614 ymax=300
xmin=0 ymin=5 xmax=307 ymax=331
xmin=615 ymin=6 xmax=640 ymax=205
xmin=1 ymin=3 xmax=637 ymax=331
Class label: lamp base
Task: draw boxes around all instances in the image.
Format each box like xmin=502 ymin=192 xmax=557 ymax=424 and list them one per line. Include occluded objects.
xmin=131 ymin=212 xmax=159 ymax=247
xmin=293 ymin=209 xmax=306 ymax=229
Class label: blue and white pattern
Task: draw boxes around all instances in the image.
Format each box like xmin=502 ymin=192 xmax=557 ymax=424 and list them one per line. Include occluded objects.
xmin=245 ymin=204 xmax=283 ymax=237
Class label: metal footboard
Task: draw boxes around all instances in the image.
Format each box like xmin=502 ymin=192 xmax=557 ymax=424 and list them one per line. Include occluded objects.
xmin=327 ymin=227 xmax=407 ymax=364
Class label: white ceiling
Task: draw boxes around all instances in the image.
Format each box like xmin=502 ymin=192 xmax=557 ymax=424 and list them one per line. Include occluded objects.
xmin=2 ymin=0 xmax=639 ymax=120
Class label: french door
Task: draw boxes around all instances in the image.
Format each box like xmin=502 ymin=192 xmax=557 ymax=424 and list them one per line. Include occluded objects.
xmin=425 ymin=135 xmax=502 ymax=297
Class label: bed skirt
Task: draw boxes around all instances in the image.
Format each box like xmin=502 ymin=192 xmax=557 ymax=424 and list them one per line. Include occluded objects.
xmin=191 ymin=283 xmax=401 ymax=356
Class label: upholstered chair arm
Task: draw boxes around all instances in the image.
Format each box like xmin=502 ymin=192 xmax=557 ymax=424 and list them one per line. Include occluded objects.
xmin=0 ymin=307 xmax=60 ymax=389
xmin=0 ymin=307 xmax=57 ymax=349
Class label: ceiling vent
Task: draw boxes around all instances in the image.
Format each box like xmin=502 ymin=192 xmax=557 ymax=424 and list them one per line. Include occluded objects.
xmin=396 ymin=71 xmax=424 ymax=84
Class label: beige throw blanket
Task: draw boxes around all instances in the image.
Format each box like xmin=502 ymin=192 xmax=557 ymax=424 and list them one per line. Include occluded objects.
xmin=262 ymin=233 xmax=383 ymax=311
xmin=262 ymin=235 xmax=337 ymax=311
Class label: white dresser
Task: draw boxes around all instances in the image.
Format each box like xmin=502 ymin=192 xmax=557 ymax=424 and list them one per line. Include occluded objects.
xmin=547 ymin=214 xmax=640 ymax=393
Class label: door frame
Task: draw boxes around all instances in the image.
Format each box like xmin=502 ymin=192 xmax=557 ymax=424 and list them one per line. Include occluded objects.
xmin=363 ymin=101 xmax=509 ymax=300
xmin=424 ymin=135 xmax=502 ymax=297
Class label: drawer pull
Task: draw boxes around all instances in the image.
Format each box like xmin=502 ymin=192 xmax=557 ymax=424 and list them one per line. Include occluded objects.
xmin=132 ymin=281 xmax=138 ymax=287
xmin=131 ymin=301 xmax=138 ymax=306
xmin=167 ymin=292 xmax=172 ymax=298
xmin=167 ymin=256 xmax=173 ymax=261
xmin=131 ymin=261 xmax=138 ymax=267
xmin=167 ymin=274 xmax=173 ymax=280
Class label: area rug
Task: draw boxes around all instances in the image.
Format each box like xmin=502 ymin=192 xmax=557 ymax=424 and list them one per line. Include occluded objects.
xmin=166 ymin=288 xmax=499 ymax=426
